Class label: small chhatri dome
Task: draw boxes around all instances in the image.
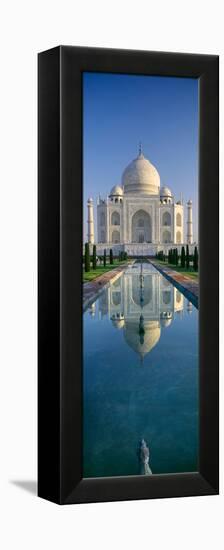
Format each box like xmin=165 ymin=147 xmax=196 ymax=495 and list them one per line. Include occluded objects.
xmin=160 ymin=312 xmax=173 ymax=328
xmin=160 ymin=186 xmax=172 ymax=198
xmin=122 ymin=145 xmax=160 ymax=196
xmin=109 ymin=185 xmax=124 ymax=196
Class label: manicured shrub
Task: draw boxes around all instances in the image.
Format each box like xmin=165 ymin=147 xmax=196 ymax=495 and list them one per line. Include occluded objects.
xmin=193 ymin=246 xmax=198 ymax=272
xmin=92 ymin=244 xmax=97 ymax=269
xmin=186 ymin=244 xmax=190 ymax=269
xmin=181 ymin=246 xmax=185 ymax=268
xmin=157 ymin=250 xmax=165 ymax=261
xmin=85 ymin=242 xmax=90 ymax=272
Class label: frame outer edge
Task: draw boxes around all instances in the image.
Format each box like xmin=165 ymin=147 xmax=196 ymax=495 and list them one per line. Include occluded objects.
xmin=38 ymin=46 xmax=61 ymax=504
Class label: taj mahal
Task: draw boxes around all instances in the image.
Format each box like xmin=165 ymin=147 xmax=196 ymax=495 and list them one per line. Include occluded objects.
xmin=86 ymin=144 xmax=195 ymax=256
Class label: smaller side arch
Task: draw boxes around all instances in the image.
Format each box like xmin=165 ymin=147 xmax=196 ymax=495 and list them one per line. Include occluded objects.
xmin=162 ymin=211 xmax=171 ymax=226
xmin=111 ymin=211 xmax=120 ymax=226
xmin=100 ymin=211 xmax=105 ymax=225
xmin=112 ymin=230 xmax=120 ymax=243
xmin=176 ymin=213 xmax=182 ymax=227
xmin=100 ymin=230 xmax=105 ymax=243
xmin=163 ymin=230 xmax=171 ymax=244
xmin=176 ymin=231 xmax=181 ymax=244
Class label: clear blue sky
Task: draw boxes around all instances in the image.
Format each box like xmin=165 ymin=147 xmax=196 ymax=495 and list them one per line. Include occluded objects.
xmin=83 ymin=72 xmax=198 ymax=242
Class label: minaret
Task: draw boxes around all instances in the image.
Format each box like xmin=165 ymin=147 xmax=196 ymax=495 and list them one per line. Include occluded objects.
xmin=87 ymin=197 xmax=94 ymax=244
xmin=187 ymin=199 xmax=193 ymax=244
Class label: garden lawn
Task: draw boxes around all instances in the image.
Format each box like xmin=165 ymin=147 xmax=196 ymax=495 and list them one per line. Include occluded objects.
xmin=83 ymin=261 xmax=124 ymax=282
xmin=154 ymin=260 xmax=199 ymax=281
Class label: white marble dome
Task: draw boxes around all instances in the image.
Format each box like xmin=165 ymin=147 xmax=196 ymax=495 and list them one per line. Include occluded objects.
xmin=160 ymin=186 xmax=172 ymax=198
xmin=122 ymin=152 xmax=160 ymax=196
xmin=110 ymin=185 xmax=124 ymax=196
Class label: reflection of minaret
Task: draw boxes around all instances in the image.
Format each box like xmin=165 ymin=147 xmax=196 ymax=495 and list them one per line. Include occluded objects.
xmin=88 ymin=302 xmax=96 ymax=317
xmin=187 ymin=301 xmax=193 ymax=314
xmin=187 ymin=199 xmax=193 ymax=244
xmin=87 ymin=197 xmax=94 ymax=244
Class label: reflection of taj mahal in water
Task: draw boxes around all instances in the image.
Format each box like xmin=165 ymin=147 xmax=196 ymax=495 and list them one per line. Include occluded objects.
xmin=88 ymin=265 xmax=193 ymax=361
xmin=86 ymin=145 xmax=196 ymax=256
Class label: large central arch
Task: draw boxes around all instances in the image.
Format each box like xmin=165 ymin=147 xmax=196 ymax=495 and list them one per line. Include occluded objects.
xmin=131 ymin=209 xmax=152 ymax=243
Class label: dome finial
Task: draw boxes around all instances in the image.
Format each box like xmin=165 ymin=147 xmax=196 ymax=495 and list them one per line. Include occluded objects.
xmin=139 ymin=141 xmax=142 ymax=156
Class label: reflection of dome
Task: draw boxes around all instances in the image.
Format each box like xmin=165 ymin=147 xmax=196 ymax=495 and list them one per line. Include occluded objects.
xmin=110 ymin=185 xmax=123 ymax=196
xmin=123 ymin=320 xmax=161 ymax=359
xmin=160 ymin=312 xmax=172 ymax=328
xmin=112 ymin=318 xmax=125 ymax=329
xmin=160 ymin=318 xmax=172 ymax=328
xmin=111 ymin=313 xmax=124 ymax=329
xmin=160 ymin=186 xmax=172 ymax=198
xmin=122 ymin=152 xmax=160 ymax=196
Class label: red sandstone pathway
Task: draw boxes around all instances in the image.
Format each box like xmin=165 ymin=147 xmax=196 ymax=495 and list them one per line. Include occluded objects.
xmin=83 ymin=264 xmax=129 ymax=310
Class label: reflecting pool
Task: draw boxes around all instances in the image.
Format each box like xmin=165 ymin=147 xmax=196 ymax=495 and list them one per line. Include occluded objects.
xmin=83 ymin=262 xmax=199 ymax=478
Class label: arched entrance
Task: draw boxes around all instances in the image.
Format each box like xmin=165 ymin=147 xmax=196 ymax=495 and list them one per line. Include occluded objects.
xmin=112 ymin=230 xmax=120 ymax=243
xmin=131 ymin=210 xmax=152 ymax=243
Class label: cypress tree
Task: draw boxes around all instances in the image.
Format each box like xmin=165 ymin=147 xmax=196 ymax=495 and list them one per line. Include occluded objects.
xmin=186 ymin=244 xmax=190 ymax=269
xmin=181 ymin=246 xmax=185 ymax=268
xmin=193 ymin=246 xmax=198 ymax=272
xmin=173 ymin=249 xmax=175 ymax=265
xmin=93 ymin=244 xmax=97 ymax=269
xmin=85 ymin=242 xmax=90 ymax=272
xmin=175 ymin=248 xmax=178 ymax=266
xmin=103 ymin=248 xmax=106 ymax=267
xmin=110 ymin=248 xmax=113 ymax=265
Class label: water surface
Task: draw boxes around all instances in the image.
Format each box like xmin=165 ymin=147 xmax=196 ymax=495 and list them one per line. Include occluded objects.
xmin=83 ymin=262 xmax=199 ymax=478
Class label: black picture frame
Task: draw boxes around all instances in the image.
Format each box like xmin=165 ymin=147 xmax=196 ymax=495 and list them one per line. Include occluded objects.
xmin=38 ymin=45 xmax=219 ymax=504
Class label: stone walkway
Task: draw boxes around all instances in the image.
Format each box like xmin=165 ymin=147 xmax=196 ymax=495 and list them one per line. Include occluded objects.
xmin=83 ymin=264 xmax=129 ymax=311
xmin=151 ymin=261 xmax=199 ymax=309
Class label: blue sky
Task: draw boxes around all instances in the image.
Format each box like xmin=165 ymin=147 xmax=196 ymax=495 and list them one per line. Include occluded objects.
xmin=83 ymin=72 xmax=198 ymax=242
